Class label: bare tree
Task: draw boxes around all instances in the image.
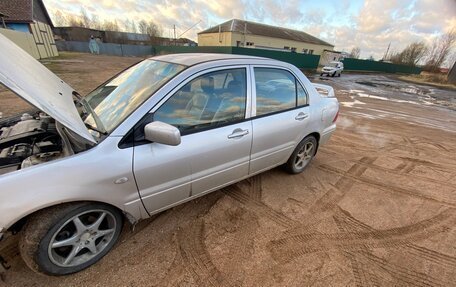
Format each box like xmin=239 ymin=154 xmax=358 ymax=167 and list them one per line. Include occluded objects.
xmin=80 ymin=7 xmax=91 ymax=28
xmin=91 ymin=14 xmax=102 ymax=30
xmin=138 ymin=20 xmax=148 ymax=34
xmin=425 ymin=30 xmax=456 ymax=72
xmin=124 ymin=19 xmax=137 ymax=33
xmin=138 ymin=20 xmax=162 ymax=37
xmin=390 ymin=41 xmax=428 ymax=66
xmin=67 ymin=14 xmax=83 ymax=27
xmin=349 ymin=47 xmax=361 ymax=59
xmin=53 ymin=10 xmax=67 ymax=26
xmin=404 ymin=42 xmax=428 ymax=65
xmin=102 ymin=20 xmax=120 ymax=32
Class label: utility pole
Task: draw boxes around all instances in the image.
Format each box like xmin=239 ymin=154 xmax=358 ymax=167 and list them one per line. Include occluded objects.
xmin=173 ymin=25 xmax=176 ymax=46
xmin=243 ymin=22 xmax=247 ymax=47
xmin=383 ymin=42 xmax=391 ymax=61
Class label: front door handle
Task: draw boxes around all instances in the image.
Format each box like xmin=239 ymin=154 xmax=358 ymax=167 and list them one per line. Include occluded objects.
xmin=228 ymin=128 xmax=249 ymax=139
xmin=295 ymin=112 xmax=309 ymax=121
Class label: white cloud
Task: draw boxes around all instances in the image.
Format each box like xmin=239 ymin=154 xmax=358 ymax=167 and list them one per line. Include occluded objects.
xmin=43 ymin=0 xmax=456 ymax=60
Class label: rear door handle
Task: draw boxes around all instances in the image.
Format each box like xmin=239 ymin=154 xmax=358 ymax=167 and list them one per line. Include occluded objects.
xmin=228 ymin=128 xmax=249 ymax=139
xmin=295 ymin=112 xmax=309 ymax=121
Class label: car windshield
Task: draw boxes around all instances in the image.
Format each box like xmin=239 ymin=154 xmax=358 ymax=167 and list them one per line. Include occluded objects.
xmin=83 ymin=59 xmax=186 ymax=133
xmin=328 ymin=62 xmax=339 ymax=67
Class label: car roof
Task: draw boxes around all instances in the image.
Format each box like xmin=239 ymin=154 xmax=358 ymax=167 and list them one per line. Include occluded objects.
xmin=150 ymin=53 xmax=275 ymax=66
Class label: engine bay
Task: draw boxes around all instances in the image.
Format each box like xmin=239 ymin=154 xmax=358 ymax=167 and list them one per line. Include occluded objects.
xmin=0 ymin=111 xmax=63 ymax=175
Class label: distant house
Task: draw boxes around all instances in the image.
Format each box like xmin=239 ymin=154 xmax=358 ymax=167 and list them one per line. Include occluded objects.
xmin=198 ymin=19 xmax=334 ymax=55
xmin=0 ymin=0 xmax=58 ymax=58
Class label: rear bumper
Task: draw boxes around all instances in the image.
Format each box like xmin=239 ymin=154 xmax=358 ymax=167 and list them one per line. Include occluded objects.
xmin=320 ymin=124 xmax=336 ymax=145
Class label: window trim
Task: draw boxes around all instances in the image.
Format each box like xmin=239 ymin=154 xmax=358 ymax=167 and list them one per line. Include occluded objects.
xmin=119 ymin=64 xmax=311 ymax=149
xmin=150 ymin=65 xmax=252 ymax=118
xmin=119 ymin=65 xmax=253 ymax=148
xmin=250 ymin=65 xmax=310 ymax=118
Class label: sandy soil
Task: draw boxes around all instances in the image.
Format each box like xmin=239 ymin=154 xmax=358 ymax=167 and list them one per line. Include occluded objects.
xmin=1 ymin=53 xmax=456 ymax=286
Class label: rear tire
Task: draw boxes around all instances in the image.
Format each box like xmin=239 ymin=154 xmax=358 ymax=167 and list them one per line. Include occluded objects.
xmin=19 ymin=202 xmax=123 ymax=275
xmin=284 ymin=136 xmax=317 ymax=174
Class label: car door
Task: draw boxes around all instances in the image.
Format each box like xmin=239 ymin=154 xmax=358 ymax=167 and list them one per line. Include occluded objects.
xmin=133 ymin=67 xmax=252 ymax=214
xmin=249 ymin=66 xmax=311 ymax=174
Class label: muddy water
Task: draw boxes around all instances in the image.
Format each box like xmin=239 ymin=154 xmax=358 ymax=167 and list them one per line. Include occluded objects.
xmin=310 ymin=74 xmax=456 ymax=110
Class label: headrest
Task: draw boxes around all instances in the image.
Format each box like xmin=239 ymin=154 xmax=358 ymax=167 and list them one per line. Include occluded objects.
xmin=201 ymin=76 xmax=214 ymax=94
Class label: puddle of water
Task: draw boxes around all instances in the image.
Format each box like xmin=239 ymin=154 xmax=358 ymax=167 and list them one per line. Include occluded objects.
xmin=399 ymin=86 xmax=427 ymax=96
xmin=340 ymin=99 xmax=365 ymax=107
xmin=348 ymin=111 xmax=380 ymax=119
xmin=357 ymin=93 xmax=390 ymax=101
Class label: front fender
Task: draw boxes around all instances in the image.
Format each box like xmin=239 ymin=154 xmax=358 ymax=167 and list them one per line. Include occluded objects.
xmin=0 ymin=137 xmax=146 ymax=231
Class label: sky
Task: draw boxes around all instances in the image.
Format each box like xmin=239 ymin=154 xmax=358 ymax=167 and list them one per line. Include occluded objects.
xmin=42 ymin=0 xmax=456 ymax=60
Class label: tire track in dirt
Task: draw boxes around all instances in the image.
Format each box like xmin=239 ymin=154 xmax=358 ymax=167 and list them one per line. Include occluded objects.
xmin=350 ymin=250 xmax=448 ymax=287
xmin=345 ymin=157 xmax=456 ymax=189
xmin=247 ymin=175 xmax=262 ymax=201
xmin=222 ymin=185 xmax=297 ymax=229
xmin=332 ymin=207 xmax=388 ymax=287
xmin=280 ymin=156 xmax=377 ymax=237
xmin=334 ymin=207 xmax=456 ymax=286
xmin=177 ymin=219 xmax=237 ymax=287
xmin=268 ymin=208 xmax=456 ymax=264
xmin=317 ymin=164 xmax=456 ymax=207
xmin=398 ymin=156 xmax=456 ymax=169
xmin=333 ymin=213 xmax=373 ymax=287
xmin=336 ymin=207 xmax=456 ymax=269
xmin=401 ymin=136 xmax=420 ymax=156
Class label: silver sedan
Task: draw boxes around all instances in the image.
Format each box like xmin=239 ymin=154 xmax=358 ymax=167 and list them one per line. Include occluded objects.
xmin=0 ymin=33 xmax=338 ymax=275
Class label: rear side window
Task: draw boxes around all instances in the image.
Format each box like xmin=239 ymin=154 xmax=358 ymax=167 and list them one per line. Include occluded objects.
xmin=154 ymin=68 xmax=247 ymax=134
xmin=254 ymin=68 xmax=308 ymax=116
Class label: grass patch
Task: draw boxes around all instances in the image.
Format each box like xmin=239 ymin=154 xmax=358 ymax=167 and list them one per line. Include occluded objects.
xmin=398 ymin=72 xmax=456 ymax=90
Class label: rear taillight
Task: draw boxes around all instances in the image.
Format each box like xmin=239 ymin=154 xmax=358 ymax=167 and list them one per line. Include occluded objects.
xmin=333 ymin=109 xmax=339 ymax=123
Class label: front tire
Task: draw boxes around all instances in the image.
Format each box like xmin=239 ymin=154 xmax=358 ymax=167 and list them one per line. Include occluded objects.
xmin=284 ymin=136 xmax=317 ymax=174
xmin=19 ymin=203 xmax=123 ymax=275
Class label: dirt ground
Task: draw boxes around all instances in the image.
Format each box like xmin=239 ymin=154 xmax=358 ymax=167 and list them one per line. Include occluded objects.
xmin=1 ymin=53 xmax=456 ymax=287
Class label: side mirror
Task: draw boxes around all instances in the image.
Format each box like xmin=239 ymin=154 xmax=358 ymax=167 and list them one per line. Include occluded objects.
xmin=144 ymin=121 xmax=181 ymax=146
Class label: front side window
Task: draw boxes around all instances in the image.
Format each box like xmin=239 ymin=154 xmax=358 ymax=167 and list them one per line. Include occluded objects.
xmin=84 ymin=59 xmax=186 ymax=133
xmin=154 ymin=68 xmax=247 ymax=134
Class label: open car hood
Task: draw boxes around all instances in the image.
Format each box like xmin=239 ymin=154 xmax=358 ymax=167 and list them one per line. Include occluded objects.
xmin=0 ymin=33 xmax=96 ymax=143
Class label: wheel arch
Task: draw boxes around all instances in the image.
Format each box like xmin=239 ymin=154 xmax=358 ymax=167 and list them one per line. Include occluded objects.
xmin=8 ymin=200 xmax=137 ymax=235
xmin=307 ymin=132 xmax=321 ymax=155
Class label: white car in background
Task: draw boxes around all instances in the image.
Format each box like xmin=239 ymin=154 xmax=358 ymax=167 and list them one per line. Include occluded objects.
xmin=0 ymin=33 xmax=339 ymax=275
xmin=321 ymin=61 xmax=344 ymax=77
